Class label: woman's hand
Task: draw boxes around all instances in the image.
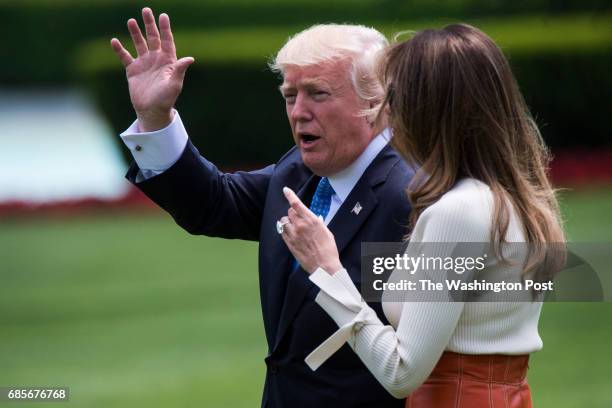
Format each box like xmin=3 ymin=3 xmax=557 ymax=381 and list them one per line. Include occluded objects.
xmin=280 ymin=187 xmax=342 ymax=275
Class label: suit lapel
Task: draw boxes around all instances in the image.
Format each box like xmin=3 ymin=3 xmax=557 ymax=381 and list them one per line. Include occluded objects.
xmin=327 ymin=180 xmax=378 ymax=254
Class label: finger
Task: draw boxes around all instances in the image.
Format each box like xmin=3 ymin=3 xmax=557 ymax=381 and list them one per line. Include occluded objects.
xmin=159 ymin=13 xmax=176 ymax=55
xmin=282 ymin=221 xmax=295 ymax=240
xmin=279 ymin=216 xmax=291 ymax=235
xmin=280 ymin=229 xmax=290 ymax=245
xmin=287 ymin=207 xmax=300 ymax=223
xmin=127 ymin=18 xmax=148 ymax=56
xmin=280 ymin=215 xmax=295 ymax=232
xmin=173 ymin=57 xmax=194 ymax=80
xmin=280 ymin=225 xmax=295 ymax=249
xmin=142 ymin=7 xmax=161 ymax=50
xmin=110 ymin=38 xmax=134 ymax=67
xmin=282 ymin=186 xmax=311 ymax=217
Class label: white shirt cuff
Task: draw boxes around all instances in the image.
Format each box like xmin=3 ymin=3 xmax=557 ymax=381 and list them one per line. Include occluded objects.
xmin=119 ymin=109 xmax=188 ymax=171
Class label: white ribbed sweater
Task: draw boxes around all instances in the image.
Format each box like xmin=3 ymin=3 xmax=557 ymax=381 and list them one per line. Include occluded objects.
xmin=306 ymin=178 xmax=543 ymax=398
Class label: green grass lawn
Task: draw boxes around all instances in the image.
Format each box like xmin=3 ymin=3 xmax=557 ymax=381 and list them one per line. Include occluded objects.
xmin=1 ymin=187 xmax=611 ymax=407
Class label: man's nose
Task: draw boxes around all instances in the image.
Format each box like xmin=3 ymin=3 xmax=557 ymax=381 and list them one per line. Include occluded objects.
xmin=290 ymin=94 xmax=313 ymax=122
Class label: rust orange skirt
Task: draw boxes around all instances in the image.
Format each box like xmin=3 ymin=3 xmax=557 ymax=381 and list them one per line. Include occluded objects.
xmin=406 ymin=351 xmax=532 ymax=408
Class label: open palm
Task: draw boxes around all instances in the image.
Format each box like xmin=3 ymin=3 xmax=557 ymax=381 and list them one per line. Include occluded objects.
xmin=110 ymin=8 xmax=193 ymax=131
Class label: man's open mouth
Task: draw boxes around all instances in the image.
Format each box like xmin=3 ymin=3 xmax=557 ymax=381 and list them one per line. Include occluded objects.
xmin=300 ymin=133 xmax=321 ymax=146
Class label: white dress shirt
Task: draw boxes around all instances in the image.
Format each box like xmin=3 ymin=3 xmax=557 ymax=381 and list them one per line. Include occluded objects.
xmin=322 ymin=128 xmax=390 ymax=224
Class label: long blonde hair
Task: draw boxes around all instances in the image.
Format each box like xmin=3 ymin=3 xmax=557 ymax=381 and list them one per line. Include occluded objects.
xmin=380 ymin=24 xmax=565 ymax=273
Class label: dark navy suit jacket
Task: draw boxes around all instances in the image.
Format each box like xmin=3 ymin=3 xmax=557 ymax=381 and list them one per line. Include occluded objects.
xmin=126 ymin=140 xmax=414 ymax=407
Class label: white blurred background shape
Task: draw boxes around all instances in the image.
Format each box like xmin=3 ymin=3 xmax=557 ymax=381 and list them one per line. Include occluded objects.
xmin=0 ymin=89 xmax=129 ymax=204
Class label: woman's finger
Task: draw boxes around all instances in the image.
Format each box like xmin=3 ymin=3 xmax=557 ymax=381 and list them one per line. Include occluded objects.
xmin=278 ymin=216 xmax=290 ymax=235
xmin=281 ymin=217 xmax=296 ymax=240
xmin=283 ymin=187 xmax=312 ymax=218
xmin=288 ymin=207 xmax=301 ymax=223
xmin=279 ymin=224 xmax=292 ymax=246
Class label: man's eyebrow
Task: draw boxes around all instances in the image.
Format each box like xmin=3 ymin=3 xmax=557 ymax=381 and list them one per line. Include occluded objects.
xmin=301 ymin=78 xmax=331 ymax=89
xmin=279 ymin=83 xmax=294 ymax=93
xmin=279 ymin=79 xmax=332 ymax=93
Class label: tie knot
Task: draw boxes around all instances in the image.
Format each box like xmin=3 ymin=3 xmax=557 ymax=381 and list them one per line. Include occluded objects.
xmin=316 ymin=177 xmax=334 ymax=200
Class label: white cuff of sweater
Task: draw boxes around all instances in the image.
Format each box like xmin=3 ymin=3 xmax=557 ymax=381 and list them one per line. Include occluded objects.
xmin=305 ymin=268 xmax=380 ymax=371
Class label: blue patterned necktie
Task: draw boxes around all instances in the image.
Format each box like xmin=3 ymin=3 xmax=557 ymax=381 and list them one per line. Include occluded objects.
xmin=309 ymin=177 xmax=335 ymax=221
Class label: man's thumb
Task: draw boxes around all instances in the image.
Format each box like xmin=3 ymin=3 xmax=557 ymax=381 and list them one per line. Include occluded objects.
xmin=174 ymin=57 xmax=195 ymax=78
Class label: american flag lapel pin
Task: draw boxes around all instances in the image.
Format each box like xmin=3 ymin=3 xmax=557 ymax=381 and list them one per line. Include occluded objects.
xmin=351 ymin=202 xmax=363 ymax=215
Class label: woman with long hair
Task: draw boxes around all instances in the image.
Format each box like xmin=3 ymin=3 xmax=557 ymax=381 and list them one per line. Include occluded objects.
xmin=279 ymin=23 xmax=565 ymax=406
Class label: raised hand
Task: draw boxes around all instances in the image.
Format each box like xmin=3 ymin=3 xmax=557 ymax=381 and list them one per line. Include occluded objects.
xmin=110 ymin=7 xmax=194 ymax=131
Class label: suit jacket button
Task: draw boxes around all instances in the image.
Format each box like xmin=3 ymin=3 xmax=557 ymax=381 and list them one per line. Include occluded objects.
xmin=135 ymin=145 xmax=142 ymax=151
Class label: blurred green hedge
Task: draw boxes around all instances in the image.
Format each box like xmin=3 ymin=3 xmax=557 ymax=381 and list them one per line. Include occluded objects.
xmin=1 ymin=0 xmax=610 ymax=84
xmin=77 ymin=15 xmax=612 ymax=167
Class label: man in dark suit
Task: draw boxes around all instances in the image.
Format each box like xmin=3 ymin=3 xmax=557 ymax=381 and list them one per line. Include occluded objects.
xmin=111 ymin=7 xmax=414 ymax=407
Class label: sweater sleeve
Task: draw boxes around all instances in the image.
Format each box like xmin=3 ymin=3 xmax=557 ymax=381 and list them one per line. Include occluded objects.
xmin=306 ymin=187 xmax=493 ymax=398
